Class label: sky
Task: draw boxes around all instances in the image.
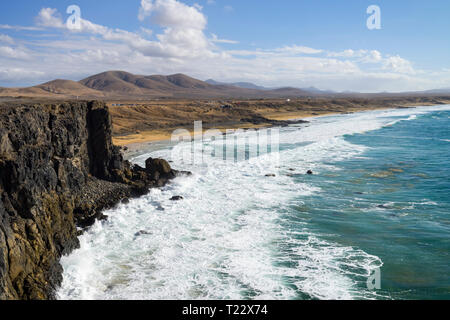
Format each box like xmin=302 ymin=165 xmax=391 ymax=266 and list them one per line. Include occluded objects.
xmin=0 ymin=0 xmax=449 ymax=92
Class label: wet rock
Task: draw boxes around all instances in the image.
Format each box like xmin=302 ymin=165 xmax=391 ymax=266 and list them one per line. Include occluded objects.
xmin=177 ymin=170 xmax=192 ymax=177
xmin=170 ymin=196 xmax=184 ymax=201
xmin=145 ymin=158 xmax=172 ymax=175
xmin=265 ymin=174 xmax=276 ymax=177
xmin=98 ymin=214 xmax=108 ymax=221
xmin=134 ymin=230 xmax=151 ymax=238
xmin=307 ymin=170 xmax=314 ymax=175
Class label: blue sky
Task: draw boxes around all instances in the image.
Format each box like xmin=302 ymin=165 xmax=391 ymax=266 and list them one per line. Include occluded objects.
xmin=0 ymin=0 xmax=449 ymax=91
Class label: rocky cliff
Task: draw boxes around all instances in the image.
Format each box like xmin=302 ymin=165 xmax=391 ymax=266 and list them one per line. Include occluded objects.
xmin=0 ymin=100 xmax=184 ymax=299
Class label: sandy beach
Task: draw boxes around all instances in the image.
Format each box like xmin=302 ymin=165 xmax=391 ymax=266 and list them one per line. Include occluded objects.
xmin=110 ymin=97 xmax=450 ymax=149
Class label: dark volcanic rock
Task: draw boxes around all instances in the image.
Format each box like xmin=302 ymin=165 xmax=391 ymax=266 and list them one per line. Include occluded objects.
xmin=241 ymin=116 xmax=309 ymax=127
xmin=170 ymin=196 xmax=184 ymax=201
xmin=307 ymin=170 xmax=313 ymax=175
xmin=145 ymin=158 xmax=175 ymax=180
xmin=0 ymin=101 xmax=186 ymax=300
xmin=134 ymin=230 xmax=151 ymax=238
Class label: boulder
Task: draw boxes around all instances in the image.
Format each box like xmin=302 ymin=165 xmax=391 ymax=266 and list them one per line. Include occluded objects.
xmin=145 ymin=158 xmax=172 ymax=175
xmin=134 ymin=230 xmax=151 ymax=237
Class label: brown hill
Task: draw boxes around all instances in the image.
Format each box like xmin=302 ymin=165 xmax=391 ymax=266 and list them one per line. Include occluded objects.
xmin=0 ymin=79 xmax=104 ymax=98
xmin=0 ymin=71 xmax=321 ymax=99
xmin=80 ymin=71 xmax=229 ymax=97
xmin=36 ymin=79 xmax=104 ymax=97
xmin=79 ymin=71 xmax=146 ymax=95
xmin=269 ymin=87 xmax=311 ymax=96
xmin=2 ymin=70 xmax=450 ymax=101
xmin=164 ymin=73 xmax=213 ymax=89
xmin=78 ymin=71 xmax=314 ymax=98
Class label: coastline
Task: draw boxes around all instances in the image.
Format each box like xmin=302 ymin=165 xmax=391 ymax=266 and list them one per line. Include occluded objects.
xmin=112 ymin=110 xmax=365 ymax=151
xmin=1 ymin=99 xmax=448 ymax=299
xmin=111 ymin=98 xmax=450 ymax=152
xmin=58 ymin=102 xmax=450 ymax=300
xmin=113 ymin=104 xmax=439 ymax=159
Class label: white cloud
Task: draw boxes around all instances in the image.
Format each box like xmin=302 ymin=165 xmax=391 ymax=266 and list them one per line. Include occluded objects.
xmin=328 ymin=49 xmax=358 ymax=58
xmin=276 ymin=45 xmax=323 ymax=55
xmin=327 ymin=49 xmax=415 ymax=76
xmin=210 ymin=33 xmax=238 ymax=44
xmin=0 ymin=46 xmax=29 ymax=60
xmin=383 ymin=55 xmax=415 ymax=74
xmin=193 ymin=3 xmax=203 ymax=11
xmin=0 ymin=34 xmax=14 ymax=44
xmin=140 ymin=27 xmax=154 ymax=37
xmin=30 ymin=5 xmax=212 ymax=59
xmin=138 ymin=0 xmax=207 ymax=29
xmin=138 ymin=0 xmax=154 ymax=22
xmin=136 ymin=0 xmax=214 ymax=58
xmin=0 ymin=24 xmax=42 ymax=31
xmin=328 ymin=49 xmax=382 ymax=63
xmin=48 ymin=1 xmax=214 ymax=59
xmin=360 ymin=50 xmax=382 ymax=63
xmin=0 ymin=1 xmax=442 ymax=92
xmin=35 ymin=8 xmax=65 ymax=28
xmin=0 ymin=68 xmax=45 ymax=82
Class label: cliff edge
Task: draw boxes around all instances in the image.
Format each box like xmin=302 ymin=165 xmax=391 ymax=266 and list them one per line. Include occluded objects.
xmin=0 ymin=100 xmax=184 ymax=299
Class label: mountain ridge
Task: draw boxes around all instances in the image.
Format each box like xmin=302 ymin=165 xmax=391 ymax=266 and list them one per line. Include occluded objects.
xmin=0 ymin=71 xmax=449 ymax=99
xmin=0 ymin=71 xmax=315 ymax=99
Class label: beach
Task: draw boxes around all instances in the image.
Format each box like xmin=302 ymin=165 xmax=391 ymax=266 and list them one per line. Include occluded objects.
xmin=110 ymin=97 xmax=450 ymax=148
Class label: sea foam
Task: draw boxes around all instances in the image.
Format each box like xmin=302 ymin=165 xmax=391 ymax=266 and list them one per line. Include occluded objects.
xmin=57 ymin=105 xmax=449 ymax=300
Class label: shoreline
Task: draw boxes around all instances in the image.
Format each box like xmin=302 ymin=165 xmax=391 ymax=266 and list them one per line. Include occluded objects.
xmin=111 ymin=98 xmax=450 ymax=151
xmin=113 ymin=105 xmax=427 ymax=159
xmin=113 ymin=110 xmax=355 ymax=150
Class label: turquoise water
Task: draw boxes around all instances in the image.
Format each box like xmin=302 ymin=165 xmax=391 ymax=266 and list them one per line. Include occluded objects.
xmin=289 ymin=108 xmax=450 ymax=299
xmin=58 ymin=106 xmax=450 ymax=300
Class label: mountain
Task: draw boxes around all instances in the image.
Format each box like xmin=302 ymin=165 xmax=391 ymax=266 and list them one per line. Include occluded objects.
xmin=206 ymin=79 xmax=336 ymax=94
xmin=79 ymin=71 xmax=233 ymax=97
xmin=303 ymin=86 xmax=335 ymax=94
xmin=269 ymin=87 xmax=311 ymax=96
xmin=79 ymin=71 xmax=146 ymax=94
xmin=78 ymin=71 xmax=315 ymax=98
xmin=2 ymin=70 xmax=448 ymax=100
xmin=422 ymin=88 xmax=450 ymax=94
xmin=36 ymin=79 xmax=104 ymax=96
xmin=0 ymin=79 xmax=104 ymax=98
xmin=206 ymin=79 xmax=268 ymax=90
xmin=80 ymin=71 xmax=217 ymax=92
xmin=0 ymin=71 xmax=325 ymax=99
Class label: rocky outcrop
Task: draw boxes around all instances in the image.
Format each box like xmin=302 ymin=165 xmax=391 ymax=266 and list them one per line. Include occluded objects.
xmin=0 ymin=100 xmax=185 ymax=300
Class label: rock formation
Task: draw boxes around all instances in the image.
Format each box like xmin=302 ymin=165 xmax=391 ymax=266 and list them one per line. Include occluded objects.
xmin=0 ymin=100 xmax=186 ymax=299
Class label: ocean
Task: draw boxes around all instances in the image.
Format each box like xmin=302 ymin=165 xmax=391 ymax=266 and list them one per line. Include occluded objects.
xmin=57 ymin=105 xmax=450 ymax=300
